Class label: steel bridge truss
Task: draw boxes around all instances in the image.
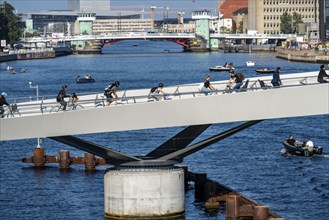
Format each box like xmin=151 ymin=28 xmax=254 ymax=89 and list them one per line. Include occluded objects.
xmin=50 ymin=120 xmax=262 ymax=166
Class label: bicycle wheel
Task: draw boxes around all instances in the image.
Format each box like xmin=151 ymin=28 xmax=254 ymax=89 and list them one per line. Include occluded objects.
xmin=73 ymin=104 xmax=84 ymax=110
xmin=50 ymin=105 xmax=61 ymax=113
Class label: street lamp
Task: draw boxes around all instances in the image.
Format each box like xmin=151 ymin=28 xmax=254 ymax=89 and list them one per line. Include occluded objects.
xmin=28 ymin=81 xmax=42 ymax=148
xmin=29 ymin=81 xmax=39 ymax=100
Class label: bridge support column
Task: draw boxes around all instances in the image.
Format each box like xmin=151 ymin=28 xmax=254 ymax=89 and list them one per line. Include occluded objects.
xmin=104 ymin=161 xmax=185 ymax=219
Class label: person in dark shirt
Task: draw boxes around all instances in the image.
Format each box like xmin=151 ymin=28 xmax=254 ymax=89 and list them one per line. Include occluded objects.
xmin=56 ymin=85 xmax=70 ymax=110
xmin=286 ymin=135 xmax=297 ymax=146
xmin=0 ymin=92 xmax=10 ymax=118
xmin=201 ymin=74 xmax=216 ymax=95
xmin=271 ymin=67 xmax=282 ymax=87
xmin=226 ymin=70 xmax=236 ymax=89
xmin=232 ymin=73 xmax=245 ymax=90
xmin=150 ymin=83 xmax=168 ymax=101
xmin=317 ymin=65 xmax=329 ymax=83
xmin=104 ymin=81 xmax=120 ymax=106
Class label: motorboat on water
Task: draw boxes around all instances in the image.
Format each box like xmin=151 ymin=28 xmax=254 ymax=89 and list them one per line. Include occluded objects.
xmin=76 ymin=75 xmax=95 ymax=83
xmin=255 ymin=67 xmax=275 ymax=74
xmin=282 ymin=141 xmax=323 ymax=157
xmin=246 ymin=61 xmax=255 ymax=66
xmin=7 ymin=66 xmax=14 ymax=71
xmin=209 ymin=65 xmax=235 ymax=72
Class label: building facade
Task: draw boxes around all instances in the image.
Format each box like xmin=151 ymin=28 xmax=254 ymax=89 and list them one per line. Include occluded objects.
xmin=25 ymin=11 xmax=140 ymax=35
xmin=248 ymin=0 xmax=321 ymax=35
xmin=68 ymin=0 xmax=110 ymax=12
xmin=93 ymin=19 xmax=152 ymax=34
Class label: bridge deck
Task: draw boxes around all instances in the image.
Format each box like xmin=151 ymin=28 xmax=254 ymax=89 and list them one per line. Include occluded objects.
xmin=1 ymin=71 xmax=328 ymax=141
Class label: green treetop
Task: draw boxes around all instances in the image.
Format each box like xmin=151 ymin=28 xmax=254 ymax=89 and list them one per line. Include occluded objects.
xmin=0 ymin=1 xmax=23 ymax=47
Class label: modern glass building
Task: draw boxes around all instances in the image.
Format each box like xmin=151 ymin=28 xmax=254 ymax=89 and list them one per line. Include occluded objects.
xmin=26 ymin=10 xmax=140 ymax=35
xmin=68 ymin=0 xmax=110 ymax=12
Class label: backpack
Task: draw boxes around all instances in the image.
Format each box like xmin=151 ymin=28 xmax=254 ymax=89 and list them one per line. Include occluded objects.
xmin=104 ymin=83 xmax=115 ymax=97
xmin=56 ymin=91 xmax=63 ymax=102
xmin=236 ymin=73 xmax=245 ymax=82
xmin=150 ymin=87 xmax=158 ymax=93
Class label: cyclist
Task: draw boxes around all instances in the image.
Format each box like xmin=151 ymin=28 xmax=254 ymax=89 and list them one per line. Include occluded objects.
xmin=0 ymin=92 xmax=10 ymax=118
xmin=56 ymin=85 xmax=70 ymax=110
xmin=71 ymin=92 xmax=79 ymax=110
xmin=104 ymin=81 xmax=120 ymax=106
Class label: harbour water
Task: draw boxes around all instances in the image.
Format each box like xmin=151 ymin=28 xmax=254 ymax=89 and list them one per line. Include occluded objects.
xmin=0 ymin=41 xmax=328 ymax=220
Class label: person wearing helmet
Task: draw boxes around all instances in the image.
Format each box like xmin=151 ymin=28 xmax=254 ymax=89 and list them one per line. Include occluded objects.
xmin=104 ymin=81 xmax=120 ymax=106
xmin=0 ymin=92 xmax=10 ymax=118
xmin=150 ymin=83 xmax=168 ymax=101
xmin=56 ymin=85 xmax=70 ymax=110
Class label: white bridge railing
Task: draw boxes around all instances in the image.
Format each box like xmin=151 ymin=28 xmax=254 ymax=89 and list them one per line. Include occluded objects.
xmin=2 ymin=75 xmax=320 ymax=119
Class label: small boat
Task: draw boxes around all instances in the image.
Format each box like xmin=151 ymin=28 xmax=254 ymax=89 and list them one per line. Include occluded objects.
xmin=132 ymin=43 xmax=139 ymax=47
xmin=255 ymin=67 xmax=275 ymax=74
xmin=282 ymin=141 xmax=323 ymax=157
xmin=7 ymin=66 xmax=14 ymax=71
xmin=209 ymin=66 xmax=235 ymax=72
xmin=76 ymin=75 xmax=95 ymax=83
xmin=246 ymin=61 xmax=255 ymax=66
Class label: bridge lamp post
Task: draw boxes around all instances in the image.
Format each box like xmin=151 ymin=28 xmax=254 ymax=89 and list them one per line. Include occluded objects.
xmin=29 ymin=81 xmax=39 ymax=100
xmin=29 ymin=81 xmax=42 ymax=149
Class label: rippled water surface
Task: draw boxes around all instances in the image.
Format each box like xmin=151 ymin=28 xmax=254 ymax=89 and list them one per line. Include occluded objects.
xmin=1 ymin=41 xmax=328 ymax=220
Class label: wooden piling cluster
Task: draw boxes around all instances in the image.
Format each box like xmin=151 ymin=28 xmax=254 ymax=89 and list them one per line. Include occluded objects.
xmin=178 ymin=165 xmax=284 ymax=220
xmin=22 ymin=151 xmax=283 ymax=219
xmin=22 ymin=148 xmax=110 ymax=171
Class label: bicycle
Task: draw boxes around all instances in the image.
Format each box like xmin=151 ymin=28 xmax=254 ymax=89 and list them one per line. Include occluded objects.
xmin=1 ymin=104 xmax=21 ymax=118
xmin=50 ymin=97 xmax=84 ymax=113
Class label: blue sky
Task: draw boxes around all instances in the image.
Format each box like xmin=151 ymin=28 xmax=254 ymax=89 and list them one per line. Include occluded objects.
xmin=3 ymin=0 xmax=218 ymax=18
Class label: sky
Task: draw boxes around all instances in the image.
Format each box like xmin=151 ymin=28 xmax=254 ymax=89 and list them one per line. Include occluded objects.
xmin=2 ymin=0 xmax=219 ymax=18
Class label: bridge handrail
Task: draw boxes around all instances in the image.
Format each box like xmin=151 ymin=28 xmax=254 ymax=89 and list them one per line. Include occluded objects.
xmin=2 ymin=75 xmax=320 ymax=118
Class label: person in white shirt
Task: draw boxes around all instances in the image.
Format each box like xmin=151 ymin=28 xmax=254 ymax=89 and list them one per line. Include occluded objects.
xmin=304 ymin=138 xmax=314 ymax=152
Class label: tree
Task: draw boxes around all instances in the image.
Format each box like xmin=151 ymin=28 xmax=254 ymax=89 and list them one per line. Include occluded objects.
xmin=237 ymin=21 xmax=244 ymax=34
xmin=280 ymin=12 xmax=292 ymax=34
xmin=292 ymin=12 xmax=303 ymax=33
xmin=0 ymin=1 xmax=23 ymax=47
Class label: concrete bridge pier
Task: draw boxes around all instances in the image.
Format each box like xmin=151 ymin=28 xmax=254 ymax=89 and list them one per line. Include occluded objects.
xmin=104 ymin=160 xmax=185 ymax=219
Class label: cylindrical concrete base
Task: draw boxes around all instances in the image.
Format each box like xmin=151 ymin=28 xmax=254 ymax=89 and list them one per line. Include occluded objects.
xmin=104 ymin=161 xmax=184 ymax=219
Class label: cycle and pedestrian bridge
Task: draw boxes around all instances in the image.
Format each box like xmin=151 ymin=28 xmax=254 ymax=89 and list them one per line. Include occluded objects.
xmin=1 ymin=71 xmax=328 ymax=219
xmin=1 ymin=71 xmax=328 ymax=141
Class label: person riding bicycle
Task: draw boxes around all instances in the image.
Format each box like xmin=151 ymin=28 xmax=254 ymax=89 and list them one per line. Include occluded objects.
xmin=0 ymin=92 xmax=10 ymax=118
xmin=71 ymin=92 xmax=79 ymax=110
xmin=56 ymin=85 xmax=70 ymax=110
xmin=104 ymin=81 xmax=120 ymax=106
